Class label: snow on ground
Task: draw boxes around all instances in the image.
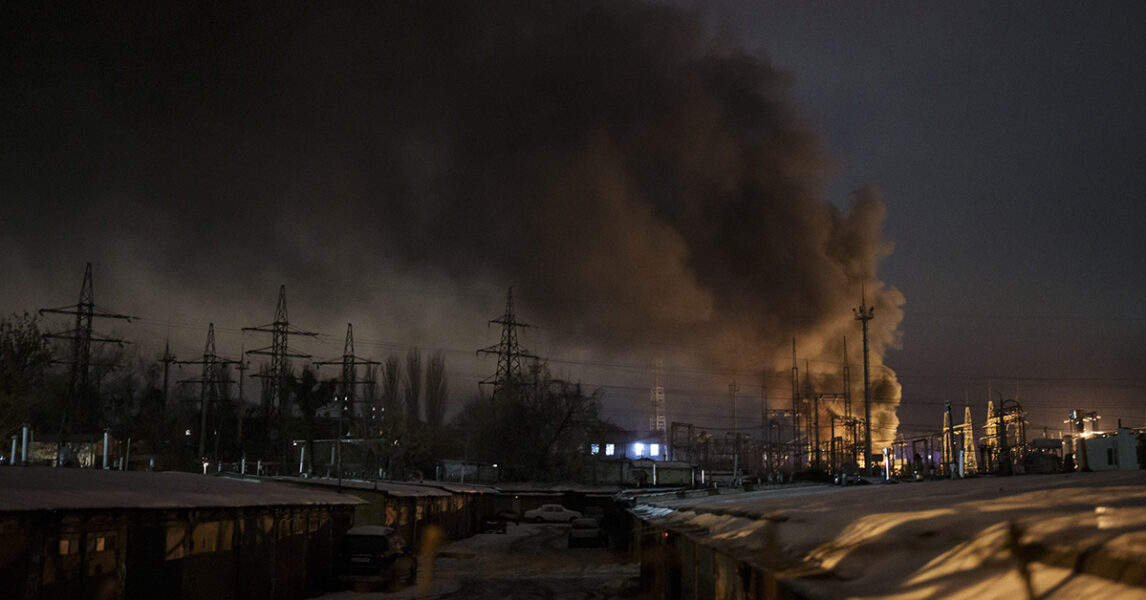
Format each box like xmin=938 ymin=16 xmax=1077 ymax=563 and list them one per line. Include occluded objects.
xmin=635 ymin=471 xmax=1146 ymax=598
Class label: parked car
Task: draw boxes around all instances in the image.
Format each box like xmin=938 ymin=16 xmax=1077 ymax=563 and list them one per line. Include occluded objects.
xmin=334 ymin=525 xmax=417 ymax=591
xmin=523 ymin=504 xmax=582 ymax=523
xmin=568 ymin=518 xmax=609 ymax=547
xmin=482 ymin=515 xmax=508 ymax=533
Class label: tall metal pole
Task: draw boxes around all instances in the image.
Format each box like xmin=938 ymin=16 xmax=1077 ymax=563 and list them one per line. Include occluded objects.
xmin=791 ymin=338 xmax=799 ymax=471
xmin=854 ymin=289 xmax=875 ymax=473
xmin=729 ymin=378 xmax=740 ymax=478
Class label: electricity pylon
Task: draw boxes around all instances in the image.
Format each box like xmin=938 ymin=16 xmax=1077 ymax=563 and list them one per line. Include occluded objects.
xmin=39 ymin=262 xmax=134 ymax=446
xmin=243 ymin=285 xmax=318 ymax=420
xmin=314 ymin=323 xmax=379 ymax=435
xmin=478 ymin=287 xmax=536 ymax=398
xmin=651 ymin=357 xmax=666 ymax=435
xmin=176 ymin=323 xmax=234 ymax=461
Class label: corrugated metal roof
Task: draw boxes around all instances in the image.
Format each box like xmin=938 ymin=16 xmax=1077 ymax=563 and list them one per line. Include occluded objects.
xmin=0 ymin=467 xmax=364 ymax=512
xmin=274 ymin=476 xmax=453 ymax=497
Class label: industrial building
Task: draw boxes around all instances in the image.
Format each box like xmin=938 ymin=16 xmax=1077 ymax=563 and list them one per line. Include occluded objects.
xmin=0 ymin=468 xmax=362 ymax=600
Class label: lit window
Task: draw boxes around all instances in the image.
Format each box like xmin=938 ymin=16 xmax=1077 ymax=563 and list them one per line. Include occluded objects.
xmin=634 ymin=443 xmax=645 ymax=457
xmin=650 ymin=443 xmax=660 ymax=457
xmin=605 ymin=444 xmax=615 ymax=456
xmin=591 ymin=443 xmax=600 ymax=455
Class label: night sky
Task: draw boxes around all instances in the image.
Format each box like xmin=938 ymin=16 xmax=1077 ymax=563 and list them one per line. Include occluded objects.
xmin=2 ymin=1 xmax=1143 ymax=444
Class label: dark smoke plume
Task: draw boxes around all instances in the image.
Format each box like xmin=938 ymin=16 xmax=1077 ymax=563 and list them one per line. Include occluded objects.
xmin=0 ymin=1 xmax=903 ymax=441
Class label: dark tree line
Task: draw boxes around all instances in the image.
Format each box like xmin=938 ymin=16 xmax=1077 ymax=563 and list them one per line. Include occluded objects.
xmin=2 ymin=312 xmax=617 ymax=482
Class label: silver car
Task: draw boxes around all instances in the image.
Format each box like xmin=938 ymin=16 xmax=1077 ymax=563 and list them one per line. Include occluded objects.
xmin=523 ymin=503 xmax=582 ymax=523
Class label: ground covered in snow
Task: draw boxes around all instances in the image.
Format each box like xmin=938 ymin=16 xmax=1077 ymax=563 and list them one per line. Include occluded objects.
xmin=635 ymin=471 xmax=1146 ymax=599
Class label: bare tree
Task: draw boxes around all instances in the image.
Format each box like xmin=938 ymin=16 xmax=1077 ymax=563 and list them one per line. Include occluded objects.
xmin=403 ymin=348 xmax=422 ymax=428
xmin=424 ymin=351 xmax=447 ymax=430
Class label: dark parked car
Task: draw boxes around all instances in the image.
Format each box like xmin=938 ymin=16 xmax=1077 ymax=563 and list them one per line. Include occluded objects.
xmin=335 ymin=525 xmax=417 ymax=591
xmin=567 ymin=518 xmax=609 ymax=548
xmin=482 ymin=515 xmax=508 ymax=533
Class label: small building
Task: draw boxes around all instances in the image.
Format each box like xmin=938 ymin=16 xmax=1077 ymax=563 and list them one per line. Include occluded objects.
xmin=0 ymin=467 xmax=362 ymax=600
xmin=1083 ymin=428 xmax=1144 ymax=471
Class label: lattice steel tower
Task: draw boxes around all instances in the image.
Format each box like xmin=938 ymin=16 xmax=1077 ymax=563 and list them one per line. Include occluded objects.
xmin=650 ymin=357 xmax=666 ymax=434
xmin=314 ymin=323 xmax=379 ymax=432
xmin=478 ymin=287 xmax=534 ymax=397
xmin=176 ymin=323 xmax=230 ymax=460
xmin=39 ymin=262 xmax=133 ymax=442
xmin=243 ymin=285 xmax=318 ymax=418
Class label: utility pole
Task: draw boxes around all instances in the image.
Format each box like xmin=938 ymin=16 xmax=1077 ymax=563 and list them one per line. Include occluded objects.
xmin=234 ymin=347 xmax=249 ymax=453
xmin=159 ymin=340 xmax=177 ymax=405
xmin=729 ymin=377 xmax=740 ymax=479
xmin=853 ymin=287 xmax=875 ymax=473
xmin=761 ymin=374 xmax=769 ymax=473
xmin=39 ymin=263 xmax=134 ymax=458
xmin=478 ymin=288 xmax=536 ymax=398
xmin=791 ymin=338 xmax=799 ymax=470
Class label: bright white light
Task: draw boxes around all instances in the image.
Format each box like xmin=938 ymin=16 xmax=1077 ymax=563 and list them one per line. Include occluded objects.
xmin=634 ymin=443 xmax=645 ymax=457
xmin=591 ymin=443 xmax=600 ymax=455
xmin=650 ymin=443 xmax=660 ymax=457
xmin=605 ymin=443 xmax=615 ymax=456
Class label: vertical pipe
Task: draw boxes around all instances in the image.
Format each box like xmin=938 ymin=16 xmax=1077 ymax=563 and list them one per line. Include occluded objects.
xmin=102 ymin=429 xmax=109 ymax=469
xmin=10 ymin=435 xmax=17 ymax=466
xmin=123 ymin=438 xmax=131 ymax=471
xmin=299 ymin=445 xmax=306 ymax=475
xmin=21 ymin=425 xmax=29 ymax=466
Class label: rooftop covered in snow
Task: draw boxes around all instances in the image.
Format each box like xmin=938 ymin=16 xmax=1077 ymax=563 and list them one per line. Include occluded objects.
xmin=0 ymin=467 xmax=364 ymax=512
xmin=634 ymin=471 xmax=1146 ymax=598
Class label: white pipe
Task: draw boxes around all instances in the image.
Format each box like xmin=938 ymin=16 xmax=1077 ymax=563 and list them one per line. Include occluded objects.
xmin=299 ymin=445 xmax=306 ymax=475
xmin=102 ymin=429 xmax=110 ymax=469
xmin=21 ymin=425 xmax=29 ymax=466
xmin=10 ymin=435 xmax=17 ymax=466
xmin=241 ymin=455 xmax=247 ymax=475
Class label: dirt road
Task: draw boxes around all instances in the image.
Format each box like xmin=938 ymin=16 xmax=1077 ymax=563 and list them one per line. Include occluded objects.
xmin=319 ymin=522 xmax=640 ymax=600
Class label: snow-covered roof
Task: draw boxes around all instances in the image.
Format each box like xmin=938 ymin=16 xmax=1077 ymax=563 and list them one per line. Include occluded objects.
xmin=275 ymin=476 xmax=452 ymax=497
xmin=635 ymin=471 xmax=1146 ymax=598
xmin=0 ymin=468 xmax=364 ymax=512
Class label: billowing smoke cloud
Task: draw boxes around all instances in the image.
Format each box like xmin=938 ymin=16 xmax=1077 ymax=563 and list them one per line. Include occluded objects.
xmin=0 ymin=1 xmax=903 ymax=443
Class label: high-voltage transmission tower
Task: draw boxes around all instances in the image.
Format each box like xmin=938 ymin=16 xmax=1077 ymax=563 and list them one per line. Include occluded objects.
xmin=314 ymin=323 xmax=379 ymax=434
xmin=176 ymin=323 xmax=232 ymax=461
xmin=243 ymin=285 xmax=318 ymax=419
xmin=650 ymin=357 xmax=666 ymax=436
xmin=854 ymin=286 xmax=875 ymax=473
xmin=39 ymin=262 xmax=134 ymax=444
xmin=478 ymin=287 xmax=536 ymax=397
